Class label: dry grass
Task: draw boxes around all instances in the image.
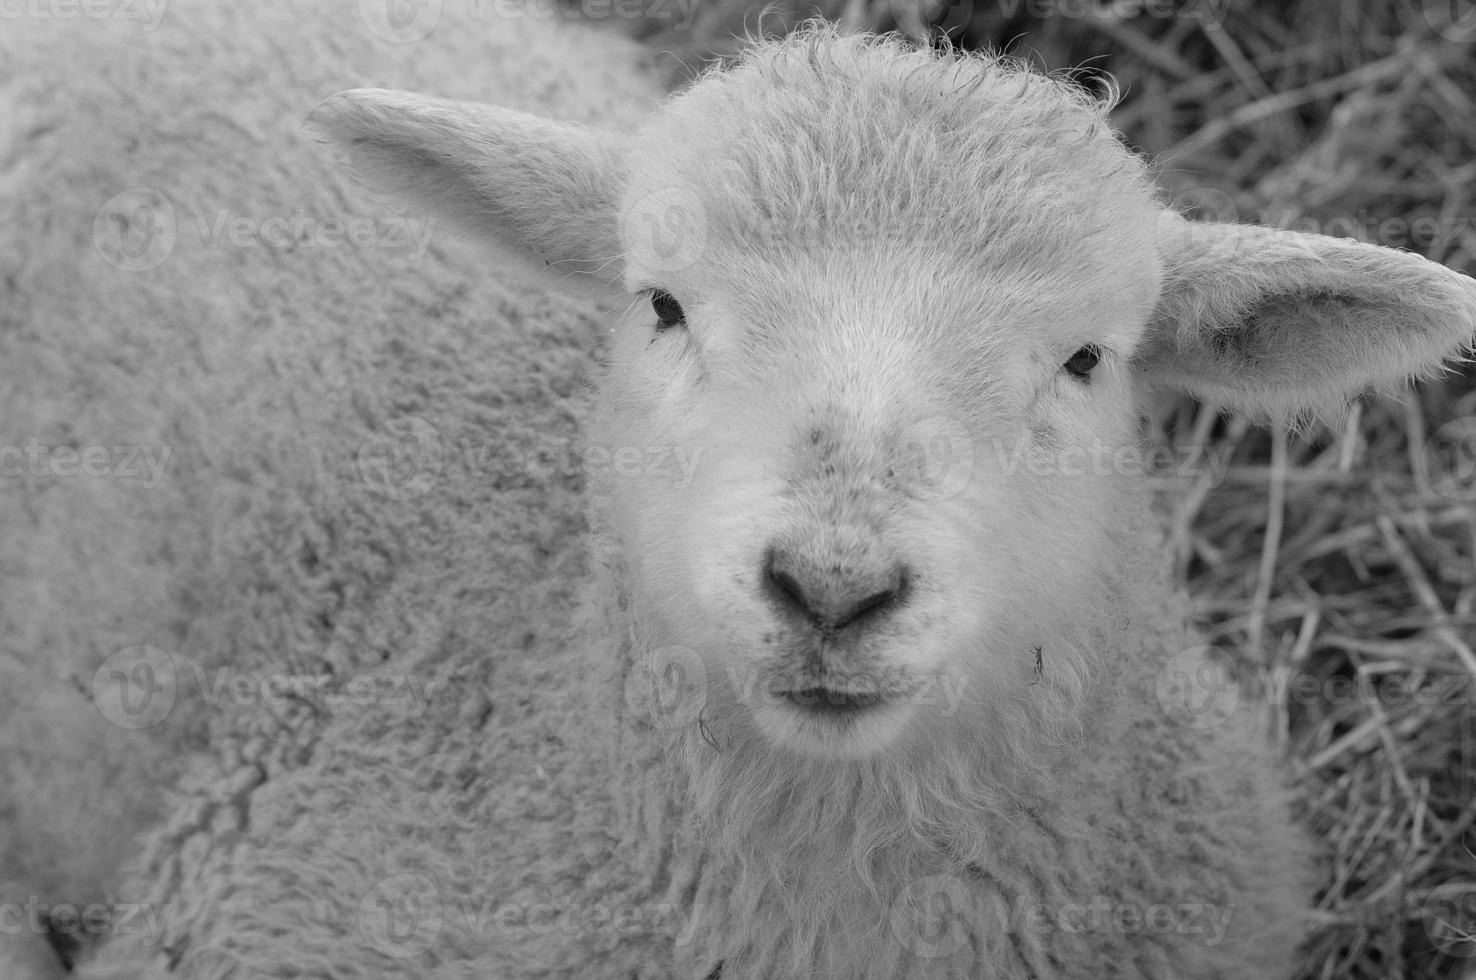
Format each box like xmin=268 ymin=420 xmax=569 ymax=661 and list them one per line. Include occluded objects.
xmin=596 ymin=1 xmax=1476 ymax=976
xmin=1148 ymin=395 xmax=1476 ymax=980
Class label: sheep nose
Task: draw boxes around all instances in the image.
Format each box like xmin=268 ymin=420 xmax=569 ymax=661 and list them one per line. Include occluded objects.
xmin=762 ymin=544 xmax=910 ymax=633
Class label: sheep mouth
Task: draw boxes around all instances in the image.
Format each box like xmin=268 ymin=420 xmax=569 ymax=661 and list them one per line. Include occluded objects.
xmin=780 ymin=686 xmax=887 ymax=714
xmin=759 ymin=674 xmax=924 ymax=758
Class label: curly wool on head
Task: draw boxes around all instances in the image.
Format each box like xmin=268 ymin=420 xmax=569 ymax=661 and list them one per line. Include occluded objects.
xmin=636 ymin=28 xmax=1155 ymax=280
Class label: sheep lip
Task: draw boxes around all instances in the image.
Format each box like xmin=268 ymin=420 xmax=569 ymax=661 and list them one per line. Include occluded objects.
xmin=758 ymin=684 xmax=920 ymax=759
xmin=780 ymin=686 xmax=888 ymax=713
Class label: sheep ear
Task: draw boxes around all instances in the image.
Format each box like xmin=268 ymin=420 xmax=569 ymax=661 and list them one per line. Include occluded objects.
xmin=1137 ymin=215 xmax=1476 ymax=421
xmin=307 ymin=89 xmax=626 ymax=294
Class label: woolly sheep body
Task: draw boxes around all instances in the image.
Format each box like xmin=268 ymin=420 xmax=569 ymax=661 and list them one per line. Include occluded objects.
xmin=1 ymin=4 xmax=662 ymax=978
xmin=7 ymin=7 xmax=1476 ymax=980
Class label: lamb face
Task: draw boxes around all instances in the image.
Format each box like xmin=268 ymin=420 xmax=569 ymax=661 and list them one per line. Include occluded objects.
xmin=602 ymin=50 xmax=1166 ymax=760
xmin=315 ymin=31 xmax=1475 ymax=772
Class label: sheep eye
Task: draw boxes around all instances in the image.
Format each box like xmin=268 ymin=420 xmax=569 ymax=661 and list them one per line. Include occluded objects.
xmin=651 ymin=289 xmax=685 ymax=329
xmin=1063 ymin=344 xmax=1102 ymax=380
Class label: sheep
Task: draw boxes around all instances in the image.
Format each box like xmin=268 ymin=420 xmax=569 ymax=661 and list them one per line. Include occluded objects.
xmin=7 ymin=9 xmax=1476 ymax=980
xmin=0 ymin=3 xmax=660 ymax=978
xmin=305 ymin=29 xmax=1476 ymax=979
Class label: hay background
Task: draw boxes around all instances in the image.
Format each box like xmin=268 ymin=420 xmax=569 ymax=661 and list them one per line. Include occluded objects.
xmin=592 ymin=2 xmax=1476 ymax=977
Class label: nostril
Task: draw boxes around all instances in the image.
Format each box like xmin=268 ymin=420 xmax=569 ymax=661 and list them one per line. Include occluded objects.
xmin=763 ymin=545 xmax=910 ymax=633
xmin=768 ymin=562 xmax=809 ymax=611
xmin=764 ymin=547 xmax=815 ymax=620
xmin=841 ymin=572 xmax=908 ymax=628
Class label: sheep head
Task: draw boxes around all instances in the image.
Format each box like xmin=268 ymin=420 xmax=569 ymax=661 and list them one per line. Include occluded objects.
xmin=310 ymin=30 xmax=1476 ymax=769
